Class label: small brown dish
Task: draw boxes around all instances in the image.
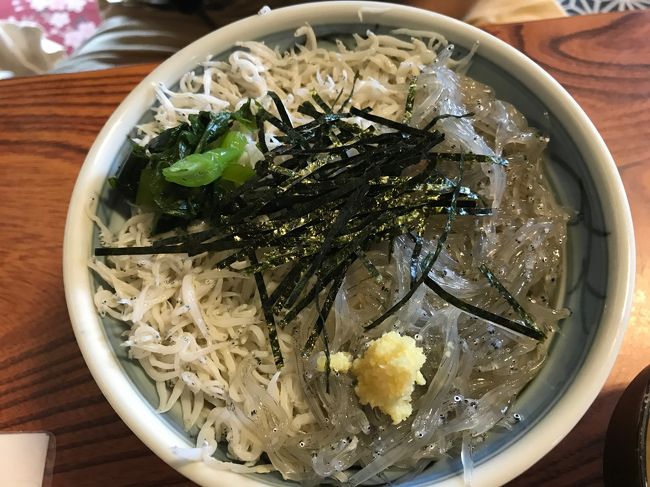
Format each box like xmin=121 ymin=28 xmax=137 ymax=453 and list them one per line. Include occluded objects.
xmin=604 ymin=364 xmax=650 ymax=486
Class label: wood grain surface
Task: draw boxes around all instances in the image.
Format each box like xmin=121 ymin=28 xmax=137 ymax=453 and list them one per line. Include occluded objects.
xmin=0 ymin=9 xmax=648 ymax=487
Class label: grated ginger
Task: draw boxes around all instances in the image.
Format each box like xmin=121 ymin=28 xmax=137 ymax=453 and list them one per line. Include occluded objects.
xmin=316 ymin=351 xmax=353 ymax=373
xmin=351 ymin=331 xmax=426 ymax=424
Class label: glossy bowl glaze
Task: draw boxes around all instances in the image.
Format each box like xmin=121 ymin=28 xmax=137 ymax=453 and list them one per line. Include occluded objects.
xmin=63 ymin=2 xmax=635 ymax=486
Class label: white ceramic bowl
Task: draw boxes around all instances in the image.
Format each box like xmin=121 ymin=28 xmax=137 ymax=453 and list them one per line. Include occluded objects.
xmin=63 ymin=2 xmax=635 ymax=486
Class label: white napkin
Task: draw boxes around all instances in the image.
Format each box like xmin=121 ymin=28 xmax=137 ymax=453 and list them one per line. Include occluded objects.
xmin=0 ymin=432 xmax=53 ymax=487
xmin=0 ymin=21 xmax=65 ymax=79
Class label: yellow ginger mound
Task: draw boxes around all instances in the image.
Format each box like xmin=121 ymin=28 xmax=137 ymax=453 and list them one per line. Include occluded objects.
xmin=351 ymin=331 xmax=426 ymax=424
xmin=316 ymin=351 xmax=353 ymax=373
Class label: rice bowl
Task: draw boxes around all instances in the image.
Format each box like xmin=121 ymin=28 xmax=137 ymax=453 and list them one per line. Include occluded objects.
xmin=63 ymin=3 xmax=635 ymax=486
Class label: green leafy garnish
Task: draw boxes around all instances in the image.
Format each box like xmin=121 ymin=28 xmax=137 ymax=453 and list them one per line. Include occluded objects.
xmin=220 ymin=164 xmax=256 ymax=186
xmin=109 ymin=110 xmax=256 ymax=226
xmin=162 ymin=147 xmax=241 ymax=187
xmin=232 ymin=99 xmax=256 ymax=130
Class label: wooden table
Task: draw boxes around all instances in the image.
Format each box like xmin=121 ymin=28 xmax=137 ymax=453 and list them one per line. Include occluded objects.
xmin=0 ymin=9 xmax=648 ymax=487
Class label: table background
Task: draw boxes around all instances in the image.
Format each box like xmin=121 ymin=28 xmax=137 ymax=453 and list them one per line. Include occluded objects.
xmin=0 ymin=9 xmax=648 ymax=487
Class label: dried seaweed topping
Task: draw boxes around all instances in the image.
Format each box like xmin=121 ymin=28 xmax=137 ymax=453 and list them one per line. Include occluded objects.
xmin=97 ymin=95 xmax=542 ymax=368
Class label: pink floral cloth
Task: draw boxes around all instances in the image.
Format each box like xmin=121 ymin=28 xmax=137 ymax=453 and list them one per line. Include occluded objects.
xmin=0 ymin=0 xmax=100 ymax=54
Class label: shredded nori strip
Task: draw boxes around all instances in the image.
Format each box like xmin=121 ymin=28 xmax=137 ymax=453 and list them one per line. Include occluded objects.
xmin=97 ymin=94 xmax=544 ymax=371
xmin=422 ymin=112 xmax=474 ymax=131
xmin=249 ymin=252 xmax=283 ymax=367
xmin=478 ymin=264 xmax=542 ymax=335
xmin=364 ymin=157 xmax=465 ymax=332
xmin=256 ymin=111 xmax=269 ymax=153
xmin=357 ymin=249 xmax=383 ymax=283
xmin=409 ymin=234 xmax=424 ymax=288
xmin=403 ymin=76 xmax=417 ymax=123
xmin=424 ymin=276 xmax=546 ymax=340
xmin=349 ymin=106 xmax=436 ymax=138
xmin=303 ymin=265 xmax=347 ymax=355
xmin=363 ymin=251 xmax=438 ymax=332
xmin=321 ymin=313 xmax=332 ymax=394
xmin=338 ymin=71 xmax=360 ymax=112
xmin=268 ymin=260 xmax=306 ymax=310
xmin=268 ymin=91 xmax=293 ymax=128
